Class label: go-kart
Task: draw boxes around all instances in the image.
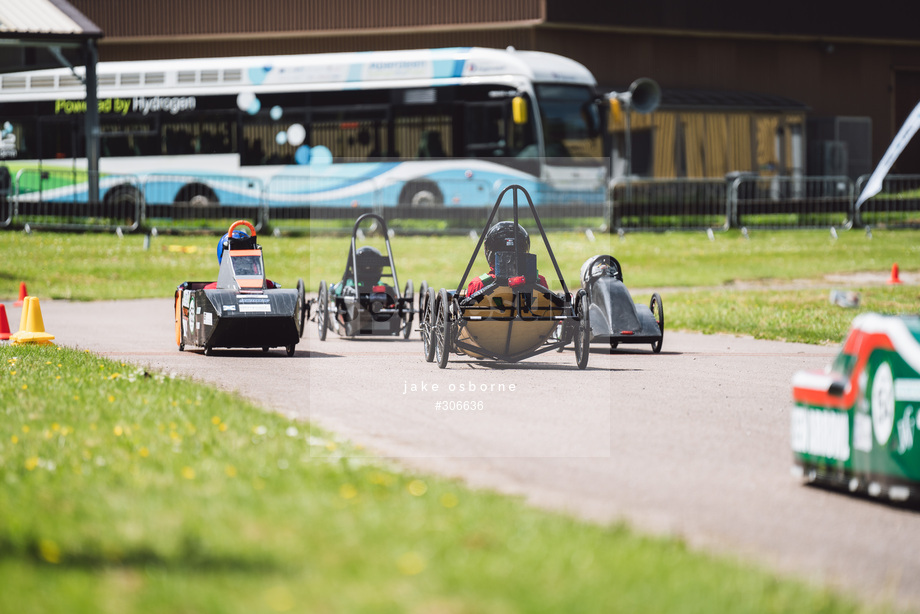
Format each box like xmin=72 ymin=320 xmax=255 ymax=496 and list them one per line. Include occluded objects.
xmin=314 ymin=213 xmax=426 ymax=340
xmin=579 ymin=254 xmax=663 ymax=353
xmin=175 ymin=220 xmax=306 ymax=356
xmin=792 ymin=313 xmax=920 ymax=504
xmin=421 ymin=184 xmax=590 ymax=369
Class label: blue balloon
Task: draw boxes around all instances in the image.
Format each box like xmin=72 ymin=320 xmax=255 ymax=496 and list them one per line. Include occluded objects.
xmin=311 ymin=145 xmax=333 ymax=166
xmin=294 ymin=145 xmax=311 ymax=165
xmin=247 ymin=98 xmax=261 ymax=115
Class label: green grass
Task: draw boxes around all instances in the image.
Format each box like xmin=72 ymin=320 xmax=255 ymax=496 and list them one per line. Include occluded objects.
xmin=662 ymin=285 xmax=920 ymax=344
xmin=0 ymin=344 xmax=883 ymax=614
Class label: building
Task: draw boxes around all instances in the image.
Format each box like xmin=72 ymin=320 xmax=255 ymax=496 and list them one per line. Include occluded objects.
xmin=17 ymin=0 xmax=920 ymax=177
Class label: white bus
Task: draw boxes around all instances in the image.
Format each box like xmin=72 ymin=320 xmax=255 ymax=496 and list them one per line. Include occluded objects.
xmin=0 ymin=47 xmax=610 ymax=211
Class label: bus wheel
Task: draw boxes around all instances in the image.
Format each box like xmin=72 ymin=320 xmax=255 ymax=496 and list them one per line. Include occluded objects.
xmin=175 ymin=183 xmax=219 ymax=208
xmin=399 ymin=180 xmax=443 ymax=208
xmin=104 ymin=184 xmax=142 ymax=221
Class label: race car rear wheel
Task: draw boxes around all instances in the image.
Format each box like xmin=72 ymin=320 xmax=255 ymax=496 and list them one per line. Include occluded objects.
xmin=650 ymin=293 xmax=664 ymax=353
xmin=436 ymin=288 xmax=451 ymax=369
xmin=317 ymin=280 xmax=329 ymax=341
xmin=401 ymin=279 xmax=414 ymax=339
xmin=574 ymin=290 xmax=590 ymax=370
xmin=286 ymin=344 xmax=295 ymax=357
xmin=421 ymin=288 xmax=436 ymax=362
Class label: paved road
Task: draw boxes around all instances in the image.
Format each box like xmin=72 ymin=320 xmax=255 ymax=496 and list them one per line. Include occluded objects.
xmin=12 ymin=297 xmax=920 ymax=610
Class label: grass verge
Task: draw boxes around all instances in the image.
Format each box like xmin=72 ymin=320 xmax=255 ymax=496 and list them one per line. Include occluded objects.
xmin=0 ymin=344 xmax=882 ymax=614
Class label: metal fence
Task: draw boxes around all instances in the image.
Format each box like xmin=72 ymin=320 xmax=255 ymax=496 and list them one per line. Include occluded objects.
xmin=729 ymin=175 xmax=854 ymax=230
xmin=3 ymin=168 xmax=920 ymax=234
xmin=610 ymin=178 xmax=729 ymax=231
xmin=855 ymin=174 xmax=920 ymax=229
xmin=9 ymin=168 xmax=143 ymax=232
xmin=609 ymin=175 xmax=856 ymax=232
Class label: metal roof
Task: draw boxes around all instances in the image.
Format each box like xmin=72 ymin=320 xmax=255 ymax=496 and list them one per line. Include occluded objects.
xmin=0 ymin=0 xmax=101 ymax=39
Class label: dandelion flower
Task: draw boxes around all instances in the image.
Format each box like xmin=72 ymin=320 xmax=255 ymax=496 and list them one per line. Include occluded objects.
xmin=339 ymin=484 xmax=358 ymax=499
xmin=38 ymin=539 xmax=61 ymax=564
xmin=407 ymin=480 xmax=428 ymax=497
xmin=181 ymin=466 xmax=195 ymax=480
xmin=396 ymin=551 xmax=426 ymax=575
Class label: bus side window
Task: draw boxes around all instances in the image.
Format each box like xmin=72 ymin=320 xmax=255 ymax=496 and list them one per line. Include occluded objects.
xmin=417 ymin=131 xmax=445 ymax=158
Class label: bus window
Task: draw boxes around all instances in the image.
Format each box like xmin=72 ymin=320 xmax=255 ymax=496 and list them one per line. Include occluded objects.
xmin=535 ymin=84 xmax=604 ymax=164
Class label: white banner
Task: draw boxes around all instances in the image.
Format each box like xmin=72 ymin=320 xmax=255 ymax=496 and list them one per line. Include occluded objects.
xmin=855 ymin=99 xmax=920 ymax=209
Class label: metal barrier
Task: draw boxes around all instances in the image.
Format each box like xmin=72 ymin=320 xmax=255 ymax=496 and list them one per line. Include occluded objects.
xmin=610 ymin=178 xmax=729 ymax=231
xmin=262 ymin=175 xmax=606 ymax=235
xmin=729 ymin=175 xmax=854 ymax=230
xmin=142 ymin=173 xmax=266 ymax=233
xmin=6 ymin=167 xmax=907 ymax=234
xmin=855 ymin=174 xmax=920 ymax=228
xmin=11 ymin=168 xmax=142 ymax=232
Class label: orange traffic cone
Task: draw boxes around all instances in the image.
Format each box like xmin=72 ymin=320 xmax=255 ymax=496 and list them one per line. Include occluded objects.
xmin=13 ymin=282 xmax=27 ymax=307
xmin=0 ymin=304 xmax=10 ymax=340
xmin=10 ymin=296 xmax=54 ymax=345
xmin=888 ymin=263 xmax=903 ymax=285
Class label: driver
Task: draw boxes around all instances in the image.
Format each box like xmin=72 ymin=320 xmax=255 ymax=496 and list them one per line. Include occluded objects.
xmin=466 ymin=221 xmax=547 ymax=295
xmin=334 ymin=246 xmax=386 ymax=295
xmin=206 ymin=230 xmax=278 ymax=289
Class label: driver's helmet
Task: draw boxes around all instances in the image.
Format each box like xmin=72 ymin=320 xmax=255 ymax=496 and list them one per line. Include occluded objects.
xmin=484 ymin=221 xmax=530 ymax=268
xmin=216 ymin=230 xmax=250 ymax=264
xmin=581 ymin=255 xmax=614 ymax=282
xmin=355 ymin=246 xmax=384 ymax=285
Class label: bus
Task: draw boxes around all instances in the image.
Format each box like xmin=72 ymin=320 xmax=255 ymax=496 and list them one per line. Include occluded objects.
xmin=0 ymin=47 xmax=610 ymax=214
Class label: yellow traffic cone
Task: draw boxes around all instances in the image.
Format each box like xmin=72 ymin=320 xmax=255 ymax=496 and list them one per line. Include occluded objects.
xmin=10 ymin=296 xmax=55 ymax=345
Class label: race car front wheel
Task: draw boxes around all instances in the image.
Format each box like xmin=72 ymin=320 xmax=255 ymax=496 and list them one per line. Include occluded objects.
xmin=317 ymin=280 xmax=329 ymax=341
xmin=650 ymin=293 xmax=664 ymax=354
xmin=436 ymin=288 xmax=451 ymax=369
xmin=422 ymin=287 xmax=437 ymax=362
xmin=296 ymin=278 xmax=306 ymax=339
xmin=574 ymin=290 xmax=590 ymax=370
xmin=401 ymin=279 xmax=414 ymax=340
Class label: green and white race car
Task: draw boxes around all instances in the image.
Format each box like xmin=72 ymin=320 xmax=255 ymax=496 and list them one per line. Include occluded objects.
xmin=792 ymin=313 xmax=920 ymax=503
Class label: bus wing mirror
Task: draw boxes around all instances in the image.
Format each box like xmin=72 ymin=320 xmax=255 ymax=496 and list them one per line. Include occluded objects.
xmin=512 ymin=96 xmax=528 ymax=125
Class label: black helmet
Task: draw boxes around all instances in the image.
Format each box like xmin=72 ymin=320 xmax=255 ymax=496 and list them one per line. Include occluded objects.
xmin=355 ymin=246 xmax=383 ymax=284
xmin=484 ymin=221 xmax=530 ymax=267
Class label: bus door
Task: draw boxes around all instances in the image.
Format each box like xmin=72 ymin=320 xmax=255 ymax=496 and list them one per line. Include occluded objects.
xmin=464 ymin=98 xmax=539 ymax=176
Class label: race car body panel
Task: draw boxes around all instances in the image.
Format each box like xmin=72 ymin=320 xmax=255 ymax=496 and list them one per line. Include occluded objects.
xmin=580 ymin=255 xmax=663 ymax=349
xmin=174 ymin=220 xmax=305 ymax=355
xmin=177 ymin=282 xmax=302 ymax=351
xmin=792 ymin=313 xmax=920 ymax=501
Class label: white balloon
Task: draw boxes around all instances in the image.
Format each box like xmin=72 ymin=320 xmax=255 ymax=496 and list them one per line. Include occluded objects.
xmin=236 ymin=91 xmax=256 ymax=112
xmin=286 ymin=123 xmax=306 ymax=147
